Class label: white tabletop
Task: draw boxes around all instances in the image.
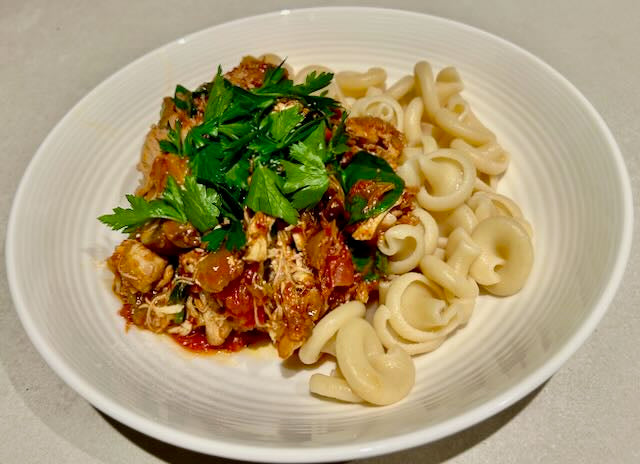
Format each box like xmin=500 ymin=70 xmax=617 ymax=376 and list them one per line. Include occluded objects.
xmin=1 ymin=1 xmax=639 ymax=463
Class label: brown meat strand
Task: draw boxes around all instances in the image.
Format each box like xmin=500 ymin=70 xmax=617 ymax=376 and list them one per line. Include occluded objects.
xmin=177 ymin=248 xmax=206 ymax=280
xmin=244 ymin=212 xmax=276 ymax=262
xmin=344 ymin=116 xmax=406 ymax=169
xmin=274 ymin=282 xmax=324 ymax=359
xmin=136 ymin=98 xmax=192 ymax=200
xmin=136 ymin=153 xmax=188 ymax=200
xmin=224 ymin=56 xmax=278 ymax=90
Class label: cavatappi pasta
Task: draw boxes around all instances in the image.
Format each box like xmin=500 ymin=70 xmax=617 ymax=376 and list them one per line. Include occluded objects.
xmin=297 ymin=60 xmax=534 ymax=405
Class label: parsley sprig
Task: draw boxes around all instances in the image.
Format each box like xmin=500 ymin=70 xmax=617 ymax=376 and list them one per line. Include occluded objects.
xmin=99 ymin=59 xmax=402 ymax=253
xmin=99 ymin=176 xmax=219 ymax=233
xmin=178 ymin=62 xmax=343 ymax=229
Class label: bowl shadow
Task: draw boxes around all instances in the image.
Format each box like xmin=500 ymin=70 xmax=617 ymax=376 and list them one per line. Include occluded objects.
xmin=99 ymin=382 xmax=544 ymax=464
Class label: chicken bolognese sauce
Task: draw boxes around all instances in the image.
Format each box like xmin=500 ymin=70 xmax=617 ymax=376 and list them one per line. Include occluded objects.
xmin=100 ymin=56 xmax=412 ymax=359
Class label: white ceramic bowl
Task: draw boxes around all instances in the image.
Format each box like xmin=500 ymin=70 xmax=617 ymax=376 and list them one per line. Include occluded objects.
xmin=6 ymin=7 xmax=632 ymax=463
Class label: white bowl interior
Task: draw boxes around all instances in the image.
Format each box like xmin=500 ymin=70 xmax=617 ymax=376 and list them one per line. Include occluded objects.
xmin=6 ymin=8 xmax=631 ymax=462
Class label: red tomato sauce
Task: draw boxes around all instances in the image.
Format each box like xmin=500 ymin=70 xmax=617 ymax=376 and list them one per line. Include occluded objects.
xmin=170 ymin=326 xmax=266 ymax=353
xmin=119 ymin=305 xmax=267 ymax=353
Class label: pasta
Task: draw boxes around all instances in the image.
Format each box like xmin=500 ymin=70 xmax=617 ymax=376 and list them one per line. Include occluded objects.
xmin=335 ymin=67 xmax=387 ymax=96
xmin=299 ymin=59 xmax=534 ymax=406
xmin=373 ymin=273 xmax=458 ymax=355
xmin=306 ymin=302 xmax=415 ymax=406
xmin=377 ymin=223 xmax=425 ymax=274
xmin=469 ymin=216 xmax=534 ymax=296
xmin=416 ymin=149 xmax=477 ymax=211
xmin=419 ymin=228 xmax=480 ymax=300
xmin=298 ymin=300 xmax=366 ymax=364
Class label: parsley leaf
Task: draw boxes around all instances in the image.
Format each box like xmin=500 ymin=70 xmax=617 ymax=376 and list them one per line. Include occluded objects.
xmin=174 ymin=310 xmax=186 ymax=324
xmin=201 ymin=220 xmax=246 ymax=252
xmin=98 ymin=195 xmax=185 ymax=233
xmin=248 ymin=105 xmax=306 ymax=156
xmin=189 ymin=144 xmax=225 ymax=183
xmin=204 ymin=67 xmax=234 ymax=122
xmin=282 ymin=160 xmax=329 ymax=209
xmin=173 ymin=85 xmax=193 ymax=115
xmin=291 ymin=121 xmax=329 ymax=162
xmin=256 ymin=67 xmax=333 ymax=99
xmin=253 ymin=63 xmax=290 ymax=95
xmin=162 ymin=176 xmax=186 ymax=216
xmin=225 ymin=220 xmax=248 ymax=250
xmin=181 ymin=175 xmax=221 ymax=232
xmin=246 ymin=164 xmax=298 ymax=224
xmin=169 ymin=282 xmax=189 ymax=304
xmin=341 ymin=151 xmax=405 ymax=223
xmin=281 ymin=123 xmax=330 ymax=209
xmin=225 ymin=158 xmax=250 ymax=190
xmin=99 ymin=174 xmax=222 ymax=234
xmin=159 ymin=119 xmax=184 ymax=156
xmin=215 ymin=183 xmax=245 ymax=219
xmin=294 ymin=71 xmax=334 ymax=95
xmin=201 ymin=227 xmax=226 ymax=251
xmin=351 ymin=246 xmax=388 ymax=282
xmin=268 ymin=105 xmax=305 ymax=141
xmin=329 ymin=111 xmax=350 ymax=158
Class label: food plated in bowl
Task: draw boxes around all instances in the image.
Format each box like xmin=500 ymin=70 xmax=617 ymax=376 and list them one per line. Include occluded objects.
xmin=6 ymin=7 xmax=632 ymax=462
xmin=97 ymin=54 xmax=534 ymax=406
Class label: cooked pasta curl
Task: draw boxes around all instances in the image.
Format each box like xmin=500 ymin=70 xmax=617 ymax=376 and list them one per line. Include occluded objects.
xmin=299 ymin=59 xmax=534 ymax=406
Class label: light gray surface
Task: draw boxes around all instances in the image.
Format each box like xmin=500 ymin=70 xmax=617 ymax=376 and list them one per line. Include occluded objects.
xmin=1 ymin=0 xmax=638 ymax=462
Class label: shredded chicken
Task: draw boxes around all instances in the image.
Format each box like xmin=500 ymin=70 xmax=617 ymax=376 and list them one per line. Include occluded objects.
xmin=136 ymin=152 xmax=189 ymax=200
xmin=136 ymin=98 xmax=191 ymax=200
xmin=202 ymin=309 xmax=232 ymax=346
xmin=106 ymin=60 xmax=404 ymax=358
xmin=108 ymin=240 xmax=168 ymax=299
xmin=224 ymin=56 xmax=279 ymax=90
xmin=352 ymin=209 xmax=393 ymax=241
xmin=244 ymin=211 xmax=276 ymax=262
xmin=345 ymin=116 xmax=406 ymax=169
xmin=264 ymin=229 xmax=323 ymax=358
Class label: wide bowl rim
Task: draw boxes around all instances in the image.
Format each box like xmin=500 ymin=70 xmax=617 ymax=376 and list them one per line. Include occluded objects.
xmin=5 ymin=6 xmax=633 ymax=462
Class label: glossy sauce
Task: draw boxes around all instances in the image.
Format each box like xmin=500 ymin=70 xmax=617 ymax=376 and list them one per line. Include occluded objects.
xmin=171 ymin=326 xmax=266 ymax=353
xmin=119 ymin=305 xmax=266 ymax=353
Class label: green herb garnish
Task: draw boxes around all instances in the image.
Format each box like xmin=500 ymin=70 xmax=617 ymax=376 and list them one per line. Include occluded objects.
xmin=282 ymin=123 xmax=330 ymax=209
xmin=201 ymin=220 xmax=247 ymax=252
xmin=169 ymin=282 xmax=189 ymax=304
xmin=180 ymin=175 xmax=220 ymax=233
xmin=100 ymin=60 xmax=405 ymax=253
xmin=98 ymin=175 xmax=219 ymax=233
xmin=173 ymin=85 xmax=194 ymax=115
xmin=245 ymin=163 xmax=299 ymax=224
xmin=341 ymin=151 xmax=405 ymax=223
xmin=351 ymin=247 xmax=389 ymax=281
